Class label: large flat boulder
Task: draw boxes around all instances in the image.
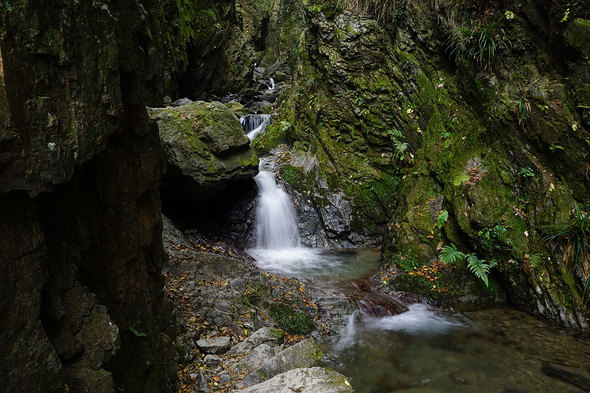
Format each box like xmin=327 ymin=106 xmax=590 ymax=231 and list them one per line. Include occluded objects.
xmin=236 ymin=367 xmax=353 ymax=393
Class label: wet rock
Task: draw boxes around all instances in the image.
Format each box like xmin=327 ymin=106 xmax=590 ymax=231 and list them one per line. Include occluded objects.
xmin=196 ymin=337 xmax=232 ymax=354
xmin=542 ymin=362 xmax=590 ymax=392
xmin=228 ymin=327 xmax=284 ymax=355
xmin=237 ymin=338 xmax=321 ymax=388
xmin=236 ymin=367 xmax=353 ymax=393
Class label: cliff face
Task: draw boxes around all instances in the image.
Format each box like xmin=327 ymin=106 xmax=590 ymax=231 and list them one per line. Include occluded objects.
xmin=258 ymin=0 xmax=590 ymax=327
xmin=0 ymin=1 xmax=191 ymax=391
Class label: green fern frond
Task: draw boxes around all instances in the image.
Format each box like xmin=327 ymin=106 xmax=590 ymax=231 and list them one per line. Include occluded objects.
xmin=440 ymin=244 xmax=465 ymax=264
xmin=389 ymin=128 xmax=404 ymax=138
xmin=394 ymin=141 xmax=409 ymax=153
xmin=453 ymin=174 xmax=469 ymax=186
xmin=466 ymin=254 xmax=494 ymax=287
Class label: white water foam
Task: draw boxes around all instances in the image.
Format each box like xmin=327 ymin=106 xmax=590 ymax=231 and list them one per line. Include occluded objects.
xmin=366 ymin=304 xmax=467 ymax=335
xmin=334 ymin=312 xmax=359 ymax=351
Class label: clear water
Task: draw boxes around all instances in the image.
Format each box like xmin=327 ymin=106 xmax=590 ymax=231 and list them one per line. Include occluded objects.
xmin=322 ymin=305 xmax=590 ymax=393
xmin=248 ymin=240 xmax=589 ymax=393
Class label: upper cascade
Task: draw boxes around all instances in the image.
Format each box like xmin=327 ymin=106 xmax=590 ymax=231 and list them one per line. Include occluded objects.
xmin=241 ymin=114 xmax=271 ymax=141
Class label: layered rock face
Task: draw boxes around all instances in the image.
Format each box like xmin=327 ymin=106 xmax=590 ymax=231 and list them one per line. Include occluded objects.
xmin=259 ymin=0 xmax=590 ymax=327
xmin=0 ymin=2 xmax=189 ymax=391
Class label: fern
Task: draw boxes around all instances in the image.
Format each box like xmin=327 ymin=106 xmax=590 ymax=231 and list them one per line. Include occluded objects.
xmin=466 ymin=254 xmax=496 ymax=287
xmin=440 ymin=244 xmax=465 ymax=264
xmin=440 ymin=244 xmax=496 ymax=287
xmin=389 ymin=128 xmax=404 ymax=138
xmin=453 ymin=173 xmax=469 ymax=186
xmin=394 ymin=140 xmax=409 ymax=153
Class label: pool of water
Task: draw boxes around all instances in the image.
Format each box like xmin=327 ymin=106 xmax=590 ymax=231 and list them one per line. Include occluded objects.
xmin=248 ymin=247 xmax=590 ymax=392
xmin=247 ymin=247 xmax=382 ymax=280
xmin=322 ymin=305 xmax=590 ymax=393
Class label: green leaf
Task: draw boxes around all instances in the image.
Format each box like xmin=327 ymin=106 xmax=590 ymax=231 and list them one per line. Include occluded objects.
xmin=437 ymin=210 xmax=449 ymax=229
xmin=129 ymin=326 xmax=147 ymax=337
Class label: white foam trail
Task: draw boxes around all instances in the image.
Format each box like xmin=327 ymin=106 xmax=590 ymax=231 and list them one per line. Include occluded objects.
xmin=334 ymin=312 xmax=358 ymax=351
xmin=367 ymin=304 xmax=467 ymax=335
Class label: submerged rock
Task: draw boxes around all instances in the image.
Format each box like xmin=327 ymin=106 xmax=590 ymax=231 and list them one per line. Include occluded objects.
xmin=236 ymin=367 xmax=353 ymax=393
xmin=542 ymin=362 xmax=590 ymax=392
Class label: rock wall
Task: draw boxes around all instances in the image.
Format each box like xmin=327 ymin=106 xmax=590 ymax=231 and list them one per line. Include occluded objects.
xmin=0 ymin=1 xmax=203 ymax=391
xmin=259 ymin=0 xmax=590 ymax=327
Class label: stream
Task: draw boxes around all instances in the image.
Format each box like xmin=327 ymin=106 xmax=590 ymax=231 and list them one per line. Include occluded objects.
xmin=242 ymin=119 xmax=590 ymax=393
xmin=250 ymin=244 xmax=590 ymax=392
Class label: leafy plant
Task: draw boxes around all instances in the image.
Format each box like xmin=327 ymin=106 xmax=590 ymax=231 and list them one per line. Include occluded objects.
xmin=394 ymin=140 xmax=409 ymax=154
xmin=446 ymin=12 xmax=510 ymax=69
xmin=437 ymin=210 xmax=449 ymax=229
xmin=440 ymin=244 xmax=496 ymax=287
xmin=453 ymin=173 xmax=469 ymax=186
xmin=520 ymin=167 xmax=535 ymax=178
xmin=544 ymin=203 xmax=590 ymax=302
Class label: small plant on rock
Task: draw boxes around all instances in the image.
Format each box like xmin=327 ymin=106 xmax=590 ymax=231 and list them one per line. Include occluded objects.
xmin=545 ymin=203 xmax=590 ymax=302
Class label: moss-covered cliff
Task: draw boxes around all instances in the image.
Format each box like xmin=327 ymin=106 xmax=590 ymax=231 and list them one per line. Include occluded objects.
xmin=255 ymin=0 xmax=589 ymax=327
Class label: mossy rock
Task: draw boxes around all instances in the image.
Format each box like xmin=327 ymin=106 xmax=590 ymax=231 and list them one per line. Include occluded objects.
xmin=567 ymin=18 xmax=590 ymax=55
xmin=265 ymin=302 xmax=315 ymax=335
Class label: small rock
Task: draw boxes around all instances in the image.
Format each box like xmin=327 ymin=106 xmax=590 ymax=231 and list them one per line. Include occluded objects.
xmin=219 ymin=371 xmax=232 ymax=384
xmin=204 ymin=354 xmax=222 ymax=367
xmin=197 ymin=336 xmax=232 ymax=354
xmin=171 ymin=97 xmax=192 ymax=107
xmin=198 ymin=369 xmax=210 ymax=393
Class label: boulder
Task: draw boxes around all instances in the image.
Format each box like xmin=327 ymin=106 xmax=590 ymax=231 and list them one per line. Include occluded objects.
xmin=148 ymin=101 xmax=258 ymax=205
xmin=236 ymin=367 xmax=353 ymax=393
xmin=237 ymin=338 xmax=322 ymax=388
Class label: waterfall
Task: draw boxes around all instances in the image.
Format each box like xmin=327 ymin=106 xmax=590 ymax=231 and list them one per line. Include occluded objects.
xmin=240 ymin=114 xmax=271 ymax=141
xmin=253 ymin=161 xmax=300 ymax=249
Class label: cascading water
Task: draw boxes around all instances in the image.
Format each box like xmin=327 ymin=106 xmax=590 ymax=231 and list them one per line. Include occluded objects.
xmin=240 ymin=114 xmax=271 ymax=141
xmin=253 ymin=160 xmax=300 ymax=249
